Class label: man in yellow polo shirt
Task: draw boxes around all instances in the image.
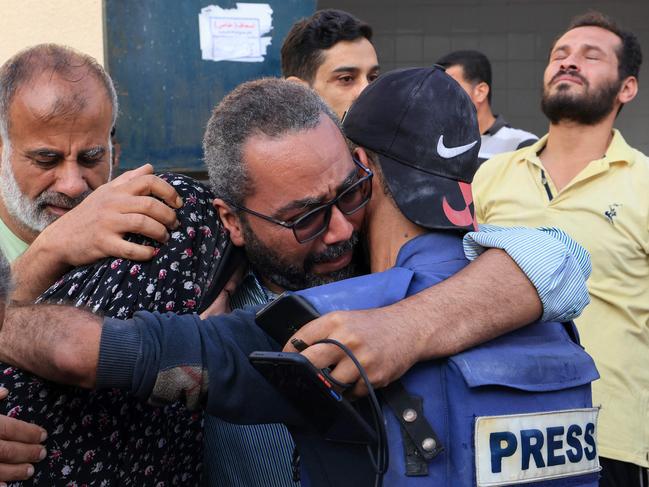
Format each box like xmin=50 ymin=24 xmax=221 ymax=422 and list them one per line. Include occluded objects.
xmin=473 ymin=12 xmax=648 ymax=487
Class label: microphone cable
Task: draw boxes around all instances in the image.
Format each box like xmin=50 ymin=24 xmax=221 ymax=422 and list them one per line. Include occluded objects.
xmin=313 ymin=338 xmax=388 ymax=487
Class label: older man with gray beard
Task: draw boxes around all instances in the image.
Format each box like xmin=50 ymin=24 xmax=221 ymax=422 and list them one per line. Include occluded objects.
xmin=0 ymin=44 xmax=193 ymax=484
xmin=0 ymin=44 xmax=182 ymax=301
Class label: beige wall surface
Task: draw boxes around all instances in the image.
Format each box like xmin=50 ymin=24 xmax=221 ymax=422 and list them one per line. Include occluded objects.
xmin=0 ymin=0 xmax=104 ymax=66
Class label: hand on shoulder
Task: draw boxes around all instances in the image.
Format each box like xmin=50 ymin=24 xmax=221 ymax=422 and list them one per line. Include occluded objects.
xmin=36 ymin=164 xmax=183 ymax=266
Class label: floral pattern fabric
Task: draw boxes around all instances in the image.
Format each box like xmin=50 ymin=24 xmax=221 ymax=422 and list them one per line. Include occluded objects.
xmin=1 ymin=173 xmax=231 ymax=486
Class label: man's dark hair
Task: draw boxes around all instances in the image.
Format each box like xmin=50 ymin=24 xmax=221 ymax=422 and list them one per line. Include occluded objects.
xmin=346 ymin=141 xmax=394 ymax=201
xmin=281 ymin=9 xmax=373 ymax=83
xmin=557 ymin=11 xmax=642 ymax=81
xmin=203 ymin=78 xmax=338 ymax=206
xmin=436 ymin=50 xmax=493 ymax=103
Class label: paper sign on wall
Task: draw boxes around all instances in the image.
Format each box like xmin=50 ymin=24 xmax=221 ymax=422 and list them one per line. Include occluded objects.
xmin=198 ymin=3 xmax=273 ymax=62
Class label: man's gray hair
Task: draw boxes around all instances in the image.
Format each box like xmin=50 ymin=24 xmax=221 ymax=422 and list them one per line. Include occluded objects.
xmin=0 ymin=43 xmax=118 ymax=141
xmin=0 ymin=251 xmax=12 ymax=303
xmin=203 ymin=77 xmax=338 ymax=206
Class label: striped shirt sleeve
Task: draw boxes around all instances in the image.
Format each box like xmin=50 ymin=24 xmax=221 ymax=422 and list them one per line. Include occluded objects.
xmin=463 ymin=224 xmax=592 ymax=323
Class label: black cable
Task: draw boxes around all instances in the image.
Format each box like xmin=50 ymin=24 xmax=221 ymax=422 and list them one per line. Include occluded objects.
xmin=313 ymin=338 xmax=388 ymax=487
xmin=320 ymin=367 xmax=354 ymax=390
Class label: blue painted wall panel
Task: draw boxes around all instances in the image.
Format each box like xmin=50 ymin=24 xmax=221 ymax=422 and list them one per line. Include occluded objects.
xmin=105 ymin=0 xmax=316 ymax=172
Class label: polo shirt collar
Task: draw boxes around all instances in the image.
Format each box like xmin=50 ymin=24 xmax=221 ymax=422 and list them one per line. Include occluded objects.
xmin=484 ymin=114 xmax=509 ymax=136
xmin=517 ymin=129 xmax=635 ymax=169
xmin=603 ymin=129 xmax=636 ymax=166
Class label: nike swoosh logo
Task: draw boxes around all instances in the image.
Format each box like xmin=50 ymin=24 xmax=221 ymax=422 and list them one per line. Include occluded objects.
xmin=437 ymin=135 xmax=478 ymax=159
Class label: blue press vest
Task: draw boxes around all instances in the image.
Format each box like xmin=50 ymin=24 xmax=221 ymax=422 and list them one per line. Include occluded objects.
xmin=295 ymin=232 xmax=600 ymax=486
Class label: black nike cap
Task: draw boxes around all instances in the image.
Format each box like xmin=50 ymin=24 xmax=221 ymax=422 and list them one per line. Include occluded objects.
xmin=342 ymin=66 xmax=481 ymax=232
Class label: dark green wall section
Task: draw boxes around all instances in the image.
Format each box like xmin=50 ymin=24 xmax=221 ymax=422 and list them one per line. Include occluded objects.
xmin=106 ymin=0 xmax=316 ymax=172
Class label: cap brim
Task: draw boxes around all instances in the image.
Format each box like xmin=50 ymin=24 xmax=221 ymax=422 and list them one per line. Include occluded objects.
xmin=377 ymin=153 xmax=477 ymax=233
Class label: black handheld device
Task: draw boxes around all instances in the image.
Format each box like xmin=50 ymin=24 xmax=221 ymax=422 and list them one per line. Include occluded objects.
xmin=255 ymin=292 xmax=320 ymax=346
xmin=249 ymin=351 xmax=376 ymax=445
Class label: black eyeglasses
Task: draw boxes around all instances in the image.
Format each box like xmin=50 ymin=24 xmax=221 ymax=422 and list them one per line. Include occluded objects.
xmin=229 ymin=158 xmax=373 ymax=244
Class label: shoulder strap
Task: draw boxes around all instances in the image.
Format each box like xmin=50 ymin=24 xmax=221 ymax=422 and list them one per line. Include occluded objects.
xmin=381 ymin=380 xmax=444 ymax=476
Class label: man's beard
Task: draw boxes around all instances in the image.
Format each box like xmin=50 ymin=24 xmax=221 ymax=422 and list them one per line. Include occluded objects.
xmin=0 ymin=146 xmax=90 ymax=233
xmin=241 ymin=220 xmax=360 ymax=291
xmin=541 ymin=70 xmax=622 ymax=125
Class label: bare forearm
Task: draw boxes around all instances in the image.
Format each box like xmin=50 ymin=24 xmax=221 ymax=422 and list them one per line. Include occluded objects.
xmin=10 ymin=237 xmax=70 ymax=302
xmin=291 ymin=248 xmax=542 ymax=395
xmin=407 ymin=248 xmax=541 ymax=360
xmin=0 ymin=304 xmax=101 ymax=387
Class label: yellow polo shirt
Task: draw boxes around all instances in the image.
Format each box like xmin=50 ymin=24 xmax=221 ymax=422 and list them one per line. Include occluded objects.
xmin=0 ymin=216 xmax=28 ymax=262
xmin=473 ymin=129 xmax=649 ymax=468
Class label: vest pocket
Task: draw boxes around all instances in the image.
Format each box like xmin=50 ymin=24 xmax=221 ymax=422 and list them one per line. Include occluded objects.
xmin=449 ymin=321 xmax=599 ymax=392
xmin=444 ymin=321 xmax=601 ymax=487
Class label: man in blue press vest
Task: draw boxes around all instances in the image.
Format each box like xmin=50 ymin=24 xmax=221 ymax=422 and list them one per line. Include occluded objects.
xmin=286 ymin=66 xmax=600 ymax=486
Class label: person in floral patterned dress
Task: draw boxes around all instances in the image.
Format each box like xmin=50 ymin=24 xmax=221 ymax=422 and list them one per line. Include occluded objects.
xmin=1 ymin=173 xmax=231 ymax=485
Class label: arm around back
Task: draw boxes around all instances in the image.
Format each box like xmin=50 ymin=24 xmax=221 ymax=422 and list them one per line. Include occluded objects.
xmin=98 ymin=309 xmax=303 ymax=425
xmin=0 ymin=304 xmax=102 ymax=388
xmin=288 ymin=224 xmax=591 ymax=395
